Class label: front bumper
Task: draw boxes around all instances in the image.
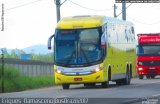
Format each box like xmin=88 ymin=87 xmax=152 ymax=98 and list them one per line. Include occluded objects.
xmin=137 ymin=66 xmax=160 ymax=75
xmin=54 ymin=70 xmax=105 ymax=84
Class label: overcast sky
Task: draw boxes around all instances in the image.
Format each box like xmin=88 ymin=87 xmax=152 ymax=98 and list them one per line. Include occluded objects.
xmin=0 ymin=0 xmax=160 ymax=49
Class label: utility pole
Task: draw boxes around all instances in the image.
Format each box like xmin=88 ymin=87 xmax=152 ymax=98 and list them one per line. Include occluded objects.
xmin=1 ymin=3 xmax=4 ymax=31
xmin=1 ymin=49 xmax=4 ymax=93
xmin=54 ymin=0 xmax=67 ymax=23
xmin=113 ymin=4 xmax=117 ymax=18
xmin=122 ymin=0 xmax=126 ymax=20
xmin=55 ymin=0 xmax=61 ymax=23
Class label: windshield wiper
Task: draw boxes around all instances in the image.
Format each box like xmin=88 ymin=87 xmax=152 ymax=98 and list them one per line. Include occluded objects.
xmin=80 ymin=46 xmax=90 ymax=65
xmin=65 ymin=50 xmax=76 ymax=66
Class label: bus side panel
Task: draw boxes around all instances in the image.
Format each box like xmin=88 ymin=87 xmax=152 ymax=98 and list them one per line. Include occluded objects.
xmin=106 ymin=22 xmax=136 ymax=80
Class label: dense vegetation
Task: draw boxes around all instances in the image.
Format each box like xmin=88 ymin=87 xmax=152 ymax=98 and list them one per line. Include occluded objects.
xmin=0 ymin=65 xmax=54 ymax=93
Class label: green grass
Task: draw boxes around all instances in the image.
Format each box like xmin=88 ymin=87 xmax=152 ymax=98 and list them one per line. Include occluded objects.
xmin=0 ymin=65 xmax=54 ymax=93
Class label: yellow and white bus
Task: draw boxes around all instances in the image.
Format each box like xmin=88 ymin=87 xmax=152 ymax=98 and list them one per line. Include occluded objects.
xmin=48 ymin=15 xmax=136 ymax=89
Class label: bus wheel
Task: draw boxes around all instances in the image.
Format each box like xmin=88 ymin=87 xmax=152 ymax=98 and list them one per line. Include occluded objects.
xmin=84 ymin=83 xmax=89 ymax=87
xmin=151 ymin=75 xmax=155 ymax=79
xmin=84 ymin=83 xmax=95 ymax=87
xmin=139 ymin=75 xmax=144 ymax=79
xmin=62 ymin=84 xmax=70 ymax=89
xmin=101 ymin=81 xmax=109 ymax=88
xmin=116 ymin=80 xmax=123 ymax=85
xmin=122 ymin=70 xmax=131 ymax=85
xmin=146 ymin=75 xmax=150 ymax=79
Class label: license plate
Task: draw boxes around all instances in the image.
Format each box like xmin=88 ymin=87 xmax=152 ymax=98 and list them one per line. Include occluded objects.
xmin=74 ymin=78 xmax=82 ymax=81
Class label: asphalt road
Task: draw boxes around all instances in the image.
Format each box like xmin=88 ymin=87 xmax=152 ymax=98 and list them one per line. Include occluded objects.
xmin=1 ymin=78 xmax=160 ymax=104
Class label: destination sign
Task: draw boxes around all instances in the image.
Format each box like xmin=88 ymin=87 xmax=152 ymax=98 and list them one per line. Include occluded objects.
xmin=139 ymin=35 xmax=160 ymax=43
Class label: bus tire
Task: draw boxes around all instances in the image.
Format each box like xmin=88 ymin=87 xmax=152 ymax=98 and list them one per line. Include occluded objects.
xmin=139 ymin=75 xmax=144 ymax=79
xmin=108 ymin=67 xmax=111 ymax=81
xmin=116 ymin=80 xmax=123 ymax=85
xmin=151 ymin=75 xmax=155 ymax=79
xmin=62 ymin=84 xmax=70 ymax=89
xmin=84 ymin=83 xmax=95 ymax=87
xmin=146 ymin=75 xmax=150 ymax=79
xmin=101 ymin=81 xmax=109 ymax=88
xmin=122 ymin=68 xmax=131 ymax=85
xmin=130 ymin=65 xmax=133 ymax=78
xmin=84 ymin=83 xmax=90 ymax=87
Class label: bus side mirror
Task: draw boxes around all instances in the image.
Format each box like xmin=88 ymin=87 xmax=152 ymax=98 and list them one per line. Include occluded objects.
xmin=101 ymin=33 xmax=107 ymax=56
xmin=101 ymin=33 xmax=107 ymax=48
xmin=48 ymin=34 xmax=54 ymax=50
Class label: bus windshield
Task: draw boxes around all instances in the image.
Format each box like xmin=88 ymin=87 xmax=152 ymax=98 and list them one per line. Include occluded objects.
xmin=137 ymin=44 xmax=160 ymax=56
xmin=55 ymin=28 xmax=103 ymax=66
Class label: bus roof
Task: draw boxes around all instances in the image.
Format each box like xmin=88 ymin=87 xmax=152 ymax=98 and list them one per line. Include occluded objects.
xmin=56 ymin=15 xmax=104 ymax=29
xmin=56 ymin=15 xmax=132 ymax=29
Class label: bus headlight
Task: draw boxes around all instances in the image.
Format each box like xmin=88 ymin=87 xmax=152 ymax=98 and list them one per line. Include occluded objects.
xmin=56 ymin=69 xmax=63 ymax=74
xmin=92 ymin=67 xmax=102 ymax=73
xmin=95 ymin=68 xmax=101 ymax=72
xmin=138 ymin=68 xmax=143 ymax=71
